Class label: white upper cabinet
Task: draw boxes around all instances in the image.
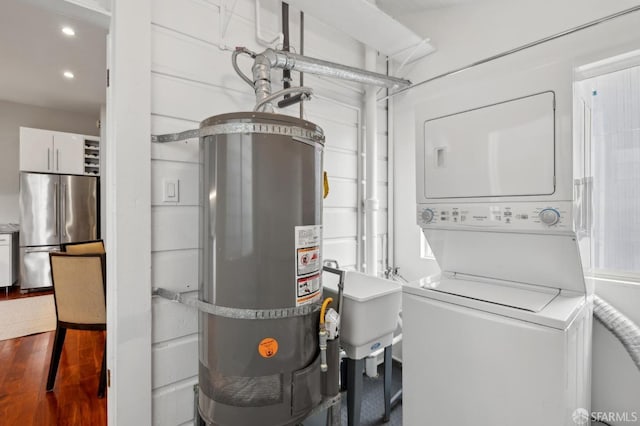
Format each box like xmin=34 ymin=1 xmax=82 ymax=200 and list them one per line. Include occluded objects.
xmin=19 ymin=127 xmax=53 ymax=173
xmin=19 ymin=127 xmax=99 ymax=176
xmin=52 ymin=132 xmax=84 ymax=175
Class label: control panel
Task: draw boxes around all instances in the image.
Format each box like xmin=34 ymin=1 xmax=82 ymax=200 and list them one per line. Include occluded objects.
xmin=416 ymin=202 xmax=573 ymax=232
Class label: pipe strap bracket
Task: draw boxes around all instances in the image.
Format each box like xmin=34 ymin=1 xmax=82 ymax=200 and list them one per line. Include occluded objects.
xmin=153 ymin=287 xmax=320 ymax=320
xmin=151 ymin=121 xmax=324 ymax=144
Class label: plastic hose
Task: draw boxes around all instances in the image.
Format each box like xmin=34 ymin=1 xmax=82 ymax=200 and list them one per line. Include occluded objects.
xmin=593 ymin=295 xmax=640 ymax=372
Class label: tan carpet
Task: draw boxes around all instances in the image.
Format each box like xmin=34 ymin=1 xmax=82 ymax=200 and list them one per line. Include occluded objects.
xmin=0 ymin=295 xmax=57 ymax=341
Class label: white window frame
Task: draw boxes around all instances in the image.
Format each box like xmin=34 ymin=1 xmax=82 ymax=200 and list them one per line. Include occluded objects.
xmin=576 ymin=50 xmax=640 ymax=284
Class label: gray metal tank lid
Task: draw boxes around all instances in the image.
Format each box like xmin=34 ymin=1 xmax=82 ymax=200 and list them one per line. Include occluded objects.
xmin=199 ymin=111 xmax=324 ymax=141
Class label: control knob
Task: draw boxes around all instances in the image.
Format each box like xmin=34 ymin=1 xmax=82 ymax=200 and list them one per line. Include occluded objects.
xmin=539 ymin=208 xmax=560 ymax=226
xmin=421 ymin=209 xmax=434 ymax=224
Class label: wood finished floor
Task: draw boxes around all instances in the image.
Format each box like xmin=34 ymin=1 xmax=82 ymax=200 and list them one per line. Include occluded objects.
xmin=0 ymin=330 xmax=106 ymax=426
xmin=0 ymin=285 xmax=53 ymax=302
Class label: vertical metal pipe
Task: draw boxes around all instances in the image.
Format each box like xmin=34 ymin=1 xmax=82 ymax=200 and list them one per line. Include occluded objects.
xmin=252 ymin=54 xmax=274 ymax=112
xmin=365 ymin=47 xmax=379 ymax=276
xmin=386 ymin=57 xmax=395 ymax=272
xmin=299 ymin=10 xmax=304 ymax=119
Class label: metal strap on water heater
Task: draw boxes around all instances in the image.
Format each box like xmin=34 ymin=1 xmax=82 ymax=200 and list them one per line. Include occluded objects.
xmin=153 ymin=287 xmax=320 ymax=319
xmin=151 ymin=122 xmax=325 ymax=144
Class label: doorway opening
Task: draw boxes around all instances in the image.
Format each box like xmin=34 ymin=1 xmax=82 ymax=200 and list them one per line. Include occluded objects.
xmin=0 ymin=1 xmax=110 ymax=424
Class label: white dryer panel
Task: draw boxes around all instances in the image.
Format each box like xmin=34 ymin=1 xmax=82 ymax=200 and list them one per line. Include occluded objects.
xmin=421 ymin=228 xmax=586 ymax=293
xmin=422 ymin=91 xmax=555 ymax=199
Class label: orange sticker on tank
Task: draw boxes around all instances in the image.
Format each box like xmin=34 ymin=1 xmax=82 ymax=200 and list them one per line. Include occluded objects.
xmin=258 ymin=338 xmax=279 ymax=358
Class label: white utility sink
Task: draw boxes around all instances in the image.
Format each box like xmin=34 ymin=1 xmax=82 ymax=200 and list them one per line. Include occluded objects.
xmin=322 ymin=270 xmax=401 ymax=359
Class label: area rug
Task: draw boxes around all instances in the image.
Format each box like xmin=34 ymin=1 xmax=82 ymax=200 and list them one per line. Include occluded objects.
xmin=0 ymin=295 xmax=56 ymax=341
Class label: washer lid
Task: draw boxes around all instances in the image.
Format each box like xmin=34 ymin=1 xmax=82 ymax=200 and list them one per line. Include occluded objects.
xmin=421 ymin=276 xmax=559 ymax=313
xmin=403 ymin=275 xmax=588 ymax=330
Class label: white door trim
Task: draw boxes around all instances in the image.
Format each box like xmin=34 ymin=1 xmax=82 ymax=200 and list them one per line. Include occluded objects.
xmin=106 ymin=1 xmax=152 ymax=424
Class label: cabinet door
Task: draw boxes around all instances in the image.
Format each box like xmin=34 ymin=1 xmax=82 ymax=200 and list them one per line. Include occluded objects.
xmin=19 ymin=127 xmax=53 ymax=172
xmin=0 ymin=236 xmax=10 ymax=286
xmin=53 ymin=132 xmax=84 ymax=175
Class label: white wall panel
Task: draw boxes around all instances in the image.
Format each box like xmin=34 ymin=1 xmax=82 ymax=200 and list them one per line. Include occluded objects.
xmin=151 ymin=73 xmax=254 ymax=122
xmin=151 ymin=206 xmax=199 ymax=252
xmin=151 ymin=114 xmax=199 ymax=135
xmin=323 ymin=238 xmax=358 ymax=268
xmin=153 ymin=335 xmax=199 ymax=389
xmin=152 ymin=138 xmax=200 ymax=163
xmin=324 ymin=150 xmax=358 ymax=180
xmin=151 ymin=24 xmax=254 ymax=95
xmin=323 ymin=209 xmax=358 ymax=239
xmin=152 ymin=250 xmax=199 ymax=293
xmin=311 ymin=117 xmax=358 ymax=152
xmin=151 ymin=0 xmax=219 ymax=43
xmin=151 ymin=161 xmax=200 ymax=206
xmin=304 ymin=99 xmax=359 ymax=127
xmin=153 ymin=297 xmax=198 ymax=344
xmin=152 ymin=376 xmax=198 ymax=426
xmin=324 ymin=179 xmax=358 ymax=208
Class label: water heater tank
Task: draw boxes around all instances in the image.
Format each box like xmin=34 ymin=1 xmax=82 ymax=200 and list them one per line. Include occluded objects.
xmin=198 ymin=112 xmax=325 ymax=425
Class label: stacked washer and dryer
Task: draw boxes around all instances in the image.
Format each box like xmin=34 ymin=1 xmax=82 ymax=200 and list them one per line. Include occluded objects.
xmin=403 ymin=90 xmax=593 ymax=425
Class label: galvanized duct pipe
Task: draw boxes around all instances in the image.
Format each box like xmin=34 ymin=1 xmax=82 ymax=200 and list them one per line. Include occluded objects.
xmin=252 ymin=53 xmax=274 ymax=111
xmin=258 ymin=48 xmax=410 ymax=89
xmin=594 ymin=295 xmax=640 ymax=371
xmin=246 ymin=47 xmax=410 ymax=113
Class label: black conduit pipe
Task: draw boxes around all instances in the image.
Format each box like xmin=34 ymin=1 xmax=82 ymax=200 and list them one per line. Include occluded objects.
xmin=282 ymin=2 xmax=291 ymax=97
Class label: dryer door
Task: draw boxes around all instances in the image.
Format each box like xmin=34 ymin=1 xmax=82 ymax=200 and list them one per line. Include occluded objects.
xmin=421 ymin=91 xmax=555 ymax=199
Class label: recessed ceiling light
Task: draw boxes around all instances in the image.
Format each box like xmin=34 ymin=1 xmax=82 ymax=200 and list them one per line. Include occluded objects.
xmin=62 ymin=26 xmax=75 ymax=36
xmin=63 ymin=71 xmax=75 ymax=79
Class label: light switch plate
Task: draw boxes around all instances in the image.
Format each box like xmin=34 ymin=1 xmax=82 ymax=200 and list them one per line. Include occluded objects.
xmin=162 ymin=179 xmax=179 ymax=202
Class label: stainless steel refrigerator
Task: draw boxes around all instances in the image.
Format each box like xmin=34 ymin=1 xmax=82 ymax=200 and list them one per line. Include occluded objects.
xmin=19 ymin=172 xmax=98 ymax=291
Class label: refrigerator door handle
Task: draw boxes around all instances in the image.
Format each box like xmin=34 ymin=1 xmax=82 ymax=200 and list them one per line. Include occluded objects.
xmin=61 ymin=183 xmax=67 ymax=238
xmin=53 ymin=182 xmax=58 ymax=237
xmin=25 ymin=246 xmax=60 ymax=254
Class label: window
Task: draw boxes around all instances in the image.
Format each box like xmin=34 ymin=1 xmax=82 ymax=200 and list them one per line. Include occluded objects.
xmin=587 ymin=65 xmax=640 ymax=277
xmin=420 ymin=231 xmax=435 ymax=260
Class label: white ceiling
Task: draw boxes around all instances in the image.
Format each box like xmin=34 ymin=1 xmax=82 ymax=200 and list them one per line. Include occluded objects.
xmin=377 ymin=0 xmax=478 ymax=16
xmin=0 ymin=0 xmax=107 ymax=116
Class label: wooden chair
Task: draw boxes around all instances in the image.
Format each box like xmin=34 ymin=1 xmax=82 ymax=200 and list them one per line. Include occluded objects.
xmin=47 ymin=252 xmax=107 ymax=398
xmin=62 ymin=240 xmax=105 ymax=255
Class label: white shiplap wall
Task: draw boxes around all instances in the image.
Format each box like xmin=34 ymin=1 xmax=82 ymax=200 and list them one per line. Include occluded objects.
xmin=149 ymin=0 xmax=389 ymax=424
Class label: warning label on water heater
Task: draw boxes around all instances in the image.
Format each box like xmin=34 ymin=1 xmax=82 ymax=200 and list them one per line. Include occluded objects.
xmin=294 ymin=225 xmax=322 ymax=306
